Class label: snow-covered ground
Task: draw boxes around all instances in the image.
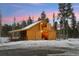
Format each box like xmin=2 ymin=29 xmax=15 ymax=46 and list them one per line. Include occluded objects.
xmin=0 ymin=38 xmax=79 ymax=55
xmin=0 ymin=37 xmax=10 ymax=43
xmin=0 ymin=38 xmax=79 ymax=50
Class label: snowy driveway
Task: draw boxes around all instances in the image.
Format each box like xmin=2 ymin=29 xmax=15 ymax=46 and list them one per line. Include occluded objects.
xmin=0 ymin=39 xmax=79 ymax=55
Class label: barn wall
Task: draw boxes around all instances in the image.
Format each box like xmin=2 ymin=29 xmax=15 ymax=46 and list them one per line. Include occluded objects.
xmin=27 ymin=23 xmax=41 ymax=40
xmin=27 ymin=31 xmax=36 ymax=40
xmin=36 ymin=31 xmax=41 ymax=40
xmin=26 ymin=22 xmax=56 ymax=40
xmin=48 ymin=30 xmax=56 ymax=40
xmin=47 ymin=23 xmax=56 ymax=40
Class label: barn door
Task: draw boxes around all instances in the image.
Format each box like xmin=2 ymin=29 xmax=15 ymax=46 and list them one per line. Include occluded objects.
xmin=42 ymin=31 xmax=48 ymax=40
xmin=20 ymin=31 xmax=26 ymax=40
xmin=40 ymin=22 xmax=48 ymax=40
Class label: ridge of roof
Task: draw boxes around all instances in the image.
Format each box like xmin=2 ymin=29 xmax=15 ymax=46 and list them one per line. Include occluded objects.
xmin=9 ymin=21 xmax=41 ymax=33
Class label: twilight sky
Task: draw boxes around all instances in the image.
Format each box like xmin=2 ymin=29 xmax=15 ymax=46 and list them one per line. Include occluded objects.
xmin=0 ymin=3 xmax=79 ymax=25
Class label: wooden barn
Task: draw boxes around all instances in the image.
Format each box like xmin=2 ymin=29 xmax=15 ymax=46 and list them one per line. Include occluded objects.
xmin=9 ymin=20 xmax=56 ymax=40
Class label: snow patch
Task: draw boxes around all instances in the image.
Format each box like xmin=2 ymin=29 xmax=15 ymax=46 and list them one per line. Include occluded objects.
xmin=0 ymin=37 xmax=10 ymax=43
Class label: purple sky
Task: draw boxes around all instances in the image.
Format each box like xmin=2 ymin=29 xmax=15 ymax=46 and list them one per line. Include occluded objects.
xmin=0 ymin=3 xmax=79 ymax=25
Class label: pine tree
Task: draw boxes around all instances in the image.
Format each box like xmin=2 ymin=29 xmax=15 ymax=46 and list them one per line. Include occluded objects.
xmin=67 ymin=4 xmax=76 ymax=38
xmin=0 ymin=10 xmax=2 ymax=37
xmin=38 ymin=11 xmax=49 ymax=23
xmin=27 ymin=16 xmax=33 ymax=25
xmin=53 ymin=13 xmax=57 ymax=30
xmin=2 ymin=24 xmax=12 ymax=37
xmin=21 ymin=20 xmax=27 ymax=28
xmin=53 ymin=13 xmax=55 ymax=23
xmin=54 ymin=22 xmax=57 ymax=30
xmin=38 ymin=17 xmax=41 ymax=21
xmin=16 ymin=23 xmax=21 ymax=29
xmin=41 ymin=11 xmax=46 ymax=20
xmin=77 ymin=22 xmax=79 ymax=37
xmin=58 ymin=3 xmax=76 ymax=38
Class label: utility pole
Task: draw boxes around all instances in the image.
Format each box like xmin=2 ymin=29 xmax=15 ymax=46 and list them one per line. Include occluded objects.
xmin=53 ymin=13 xmax=55 ymax=23
xmin=12 ymin=16 xmax=16 ymax=39
xmin=53 ymin=13 xmax=57 ymax=30
xmin=12 ymin=16 xmax=16 ymax=30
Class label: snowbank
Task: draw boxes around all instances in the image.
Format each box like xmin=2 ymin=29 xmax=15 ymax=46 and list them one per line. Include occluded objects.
xmin=0 ymin=38 xmax=79 ymax=50
xmin=0 ymin=37 xmax=10 ymax=43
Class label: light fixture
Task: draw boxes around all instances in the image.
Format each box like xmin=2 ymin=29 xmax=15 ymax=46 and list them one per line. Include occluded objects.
xmin=41 ymin=23 xmax=43 ymax=24
xmin=40 ymin=30 xmax=43 ymax=33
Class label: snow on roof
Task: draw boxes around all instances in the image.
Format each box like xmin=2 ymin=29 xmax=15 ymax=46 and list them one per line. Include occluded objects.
xmin=9 ymin=21 xmax=41 ymax=33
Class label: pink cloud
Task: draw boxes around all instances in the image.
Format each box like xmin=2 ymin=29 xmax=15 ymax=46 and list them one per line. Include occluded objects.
xmin=2 ymin=11 xmax=59 ymax=24
xmin=2 ymin=16 xmax=28 ymax=24
xmin=2 ymin=17 xmax=13 ymax=24
xmin=46 ymin=11 xmax=58 ymax=19
xmin=2 ymin=11 xmax=79 ymax=25
xmin=75 ymin=12 xmax=79 ymax=20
